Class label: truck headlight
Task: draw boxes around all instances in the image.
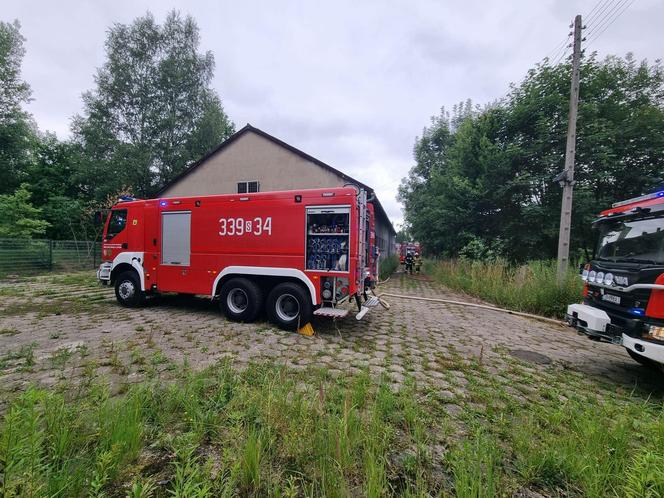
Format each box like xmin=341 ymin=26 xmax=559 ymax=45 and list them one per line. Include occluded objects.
xmin=588 ymin=270 xmax=596 ymax=283
xmin=581 ymin=269 xmax=589 ymax=281
xmin=647 ymin=325 xmax=664 ymax=341
xmin=603 ymin=273 xmax=613 ymax=286
xmin=595 ymin=272 xmax=604 ymax=284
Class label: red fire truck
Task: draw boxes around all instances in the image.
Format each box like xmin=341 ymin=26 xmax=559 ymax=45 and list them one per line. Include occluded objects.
xmin=96 ymin=187 xmax=382 ymax=330
xmin=398 ymin=242 xmax=420 ymax=264
xmin=566 ymin=189 xmax=664 ymax=368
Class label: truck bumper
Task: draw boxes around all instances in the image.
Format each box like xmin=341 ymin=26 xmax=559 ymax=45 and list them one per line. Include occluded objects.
xmin=566 ymin=303 xmax=622 ymax=344
xmin=622 ymin=334 xmax=664 ymax=365
xmin=97 ymin=262 xmax=112 ymax=285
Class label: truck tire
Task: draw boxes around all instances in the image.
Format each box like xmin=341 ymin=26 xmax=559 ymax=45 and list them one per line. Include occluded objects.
xmin=266 ymin=282 xmax=312 ymax=331
xmin=219 ymin=278 xmax=263 ymax=323
xmin=114 ymin=271 xmax=144 ymax=307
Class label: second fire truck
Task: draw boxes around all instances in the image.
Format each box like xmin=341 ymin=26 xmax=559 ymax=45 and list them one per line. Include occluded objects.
xmin=566 ymin=189 xmax=664 ymax=368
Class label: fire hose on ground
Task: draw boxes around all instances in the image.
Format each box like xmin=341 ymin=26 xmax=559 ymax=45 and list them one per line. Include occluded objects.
xmin=370 ymin=289 xmax=563 ymax=326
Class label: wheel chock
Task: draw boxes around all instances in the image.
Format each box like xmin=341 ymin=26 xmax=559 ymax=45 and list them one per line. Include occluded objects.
xmin=298 ymin=322 xmax=315 ymax=336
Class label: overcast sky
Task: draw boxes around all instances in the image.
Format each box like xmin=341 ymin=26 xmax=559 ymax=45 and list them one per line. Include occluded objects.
xmin=4 ymin=0 xmax=662 ymax=226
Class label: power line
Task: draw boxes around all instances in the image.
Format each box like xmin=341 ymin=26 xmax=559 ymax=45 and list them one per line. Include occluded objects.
xmin=546 ymin=37 xmax=569 ymax=61
xmin=552 ymin=33 xmax=573 ymax=65
xmin=585 ymin=0 xmax=615 ymax=26
xmin=585 ymin=0 xmax=630 ymax=38
xmin=586 ymin=0 xmax=637 ymax=46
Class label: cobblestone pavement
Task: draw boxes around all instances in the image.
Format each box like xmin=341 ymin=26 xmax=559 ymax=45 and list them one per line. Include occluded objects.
xmin=1 ymin=271 xmax=662 ymax=406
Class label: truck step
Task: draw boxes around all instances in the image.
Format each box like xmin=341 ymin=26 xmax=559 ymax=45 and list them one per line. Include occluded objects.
xmin=314 ymin=307 xmax=349 ymax=318
xmin=356 ymin=307 xmax=370 ymax=320
xmin=364 ymin=296 xmax=380 ymax=308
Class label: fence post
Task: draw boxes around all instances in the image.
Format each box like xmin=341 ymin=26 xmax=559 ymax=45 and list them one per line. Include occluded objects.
xmin=48 ymin=240 xmax=53 ymax=271
xmin=93 ymin=242 xmax=97 ymax=269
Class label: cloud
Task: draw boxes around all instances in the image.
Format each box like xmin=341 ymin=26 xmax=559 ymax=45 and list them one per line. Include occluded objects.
xmin=5 ymin=0 xmax=663 ymax=226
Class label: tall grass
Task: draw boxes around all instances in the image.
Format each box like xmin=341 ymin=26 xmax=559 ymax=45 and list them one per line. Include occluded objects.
xmin=426 ymin=258 xmax=584 ymax=318
xmin=1 ymin=361 xmax=663 ymax=496
xmin=379 ymin=254 xmax=400 ymax=281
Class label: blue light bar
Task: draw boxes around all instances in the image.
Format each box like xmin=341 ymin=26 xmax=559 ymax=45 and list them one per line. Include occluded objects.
xmin=160 ymin=201 xmax=168 ymax=206
xmin=629 ymin=307 xmax=645 ymax=316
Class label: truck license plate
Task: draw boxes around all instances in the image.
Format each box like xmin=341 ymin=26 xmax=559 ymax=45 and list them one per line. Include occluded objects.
xmin=601 ymin=293 xmax=621 ymax=304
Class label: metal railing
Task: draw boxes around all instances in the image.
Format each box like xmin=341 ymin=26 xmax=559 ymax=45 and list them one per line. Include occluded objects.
xmin=0 ymin=238 xmax=101 ymax=277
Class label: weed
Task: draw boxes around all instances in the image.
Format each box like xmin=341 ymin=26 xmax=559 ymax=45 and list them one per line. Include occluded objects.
xmin=426 ymin=258 xmax=583 ymax=318
xmin=150 ymin=350 xmax=166 ymax=366
xmin=49 ymin=348 xmax=73 ymax=370
xmin=0 ymin=327 xmax=19 ymax=336
xmin=76 ymin=343 xmax=89 ymax=358
xmin=131 ymin=349 xmax=146 ymax=366
xmin=0 ymin=342 xmax=37 ymax=371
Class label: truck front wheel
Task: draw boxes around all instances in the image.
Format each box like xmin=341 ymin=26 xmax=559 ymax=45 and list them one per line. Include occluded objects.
xmin=266 ymin=282 xmax=312 ymax=331
xmin=219 ymin=278 xmax=263 ymax=323
xmin=114 ymin=271 xmax=144 ymax=307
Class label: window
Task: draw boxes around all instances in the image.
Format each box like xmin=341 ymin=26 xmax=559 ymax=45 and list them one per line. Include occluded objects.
xmin=238 ymin=181 xmax=259 ymax=194
xmin=106 ymin=209 xmax=127 ymax=240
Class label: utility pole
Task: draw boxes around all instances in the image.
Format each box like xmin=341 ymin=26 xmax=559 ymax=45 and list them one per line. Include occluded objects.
xmin=556 ymin=14 xmax=582 ymax=284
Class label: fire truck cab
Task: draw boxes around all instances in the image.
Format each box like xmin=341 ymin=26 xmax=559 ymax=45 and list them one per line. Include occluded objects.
xmin=97 ymin=187 xmax=382 ymax=330
xmin=566 ymin=190 xmax=664 ymax=368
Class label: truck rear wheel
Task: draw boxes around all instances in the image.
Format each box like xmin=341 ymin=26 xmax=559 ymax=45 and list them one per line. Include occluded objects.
xmin=219 ymin=278 xmax=263 ymax=323
xmin=114 ymin=271 xmax=144 ymax=307
xmin=266 ymin=282 xmax=312 ymax=331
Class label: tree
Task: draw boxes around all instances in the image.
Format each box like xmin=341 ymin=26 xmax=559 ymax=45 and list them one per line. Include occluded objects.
xmin=72 ymin=11 xmax=235 ymax=201
xmin=400 ymin=54 xmax=664 ymax=261
xmin=0 ymin=184 xmax=49 ymax=238
xmin=0 ymin=20 xmax=36 ymax=194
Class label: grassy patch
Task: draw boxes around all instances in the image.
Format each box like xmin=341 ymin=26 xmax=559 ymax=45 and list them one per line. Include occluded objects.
xmin=46 ymin=271 xmax=97 ymax=288
xmin=426 ymin=259 xmax=583 ymax=318
xmin=0 ymin=342 xmax=36 ymax=372
xmin=0 ymin=360 xmax=663 ymax=496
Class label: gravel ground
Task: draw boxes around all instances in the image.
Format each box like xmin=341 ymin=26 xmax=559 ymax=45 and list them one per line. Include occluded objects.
xmin=1 ymin=270 xmax=662 ymax=408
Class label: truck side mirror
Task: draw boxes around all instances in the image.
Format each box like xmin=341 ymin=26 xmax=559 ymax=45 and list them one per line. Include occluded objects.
xmin=94 ymin=210 xmax=103 ymax=226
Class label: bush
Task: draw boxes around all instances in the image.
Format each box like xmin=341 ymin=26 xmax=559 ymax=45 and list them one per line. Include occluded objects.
xmin=379 ymin=254 xmax=400 ymax=281
xmin=425 ymin=258 xmax=583 ymax=318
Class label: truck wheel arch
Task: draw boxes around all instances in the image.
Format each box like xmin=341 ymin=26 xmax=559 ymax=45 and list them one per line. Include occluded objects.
xmin=212 ymin=266 xmax=316 ymax=304
xmin=109 ymin=252 xmax=145 ymax=291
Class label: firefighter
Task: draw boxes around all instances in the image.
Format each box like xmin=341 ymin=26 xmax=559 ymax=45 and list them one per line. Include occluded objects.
xmin=404 ymin=250 xmax=414 ymax=275
xmin=413 ymin=252 xmax=422 ymax=274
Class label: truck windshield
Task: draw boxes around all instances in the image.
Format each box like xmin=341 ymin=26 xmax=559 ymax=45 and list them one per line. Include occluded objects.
xmin=596 ymin=217 xmax=664 ymax=264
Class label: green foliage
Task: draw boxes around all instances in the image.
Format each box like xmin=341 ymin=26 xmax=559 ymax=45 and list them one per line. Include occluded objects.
xmin=0 ymin=20 xmax=36 ymax=195
xmin=400 ymin=55 xmax=664 ymax=260
xmin=512 ymin=393 xmax=664 ymax=497
xmin=72 ymin=10 xmax=235 ymax=200
xmin=449 ymin=431 xmax=498 ymax=498
xmin=395 ymin=227 xmax=411 ymax=243
xmin=0 ymin=13 xmax=236 ymax=241
xmin=379 ymin=254 xmax=400 ymax=280
xmin=0 ymin=184 xmax=49 ymax=238
xmin=426 ymin=258 xmax=583 ymax=318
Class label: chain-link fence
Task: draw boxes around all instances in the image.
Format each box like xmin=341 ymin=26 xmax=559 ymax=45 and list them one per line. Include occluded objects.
xmin=0 ymin=238 xmax=101 ymax=277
